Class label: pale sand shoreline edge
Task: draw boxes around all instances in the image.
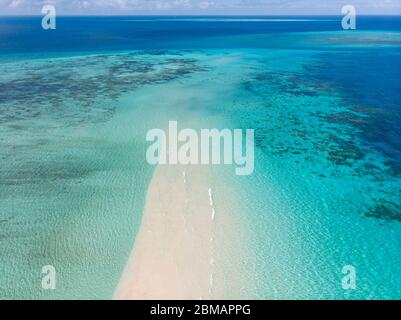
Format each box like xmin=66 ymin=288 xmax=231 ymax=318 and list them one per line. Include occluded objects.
xmin=113 ymin=163 xmax=221 ymax=300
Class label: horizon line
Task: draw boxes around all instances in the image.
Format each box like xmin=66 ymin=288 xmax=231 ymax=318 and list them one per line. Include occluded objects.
xmin=1 ymin=13 xmax=401 ymax=17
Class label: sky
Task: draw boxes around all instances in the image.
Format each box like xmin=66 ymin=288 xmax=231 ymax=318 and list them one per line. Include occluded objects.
xmin=0 ymin=0 xmax=400 ymax=15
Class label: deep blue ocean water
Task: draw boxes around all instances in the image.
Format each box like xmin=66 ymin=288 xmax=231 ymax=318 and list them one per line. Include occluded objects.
xmin=1 ymin=16 xmax=400 ymax=53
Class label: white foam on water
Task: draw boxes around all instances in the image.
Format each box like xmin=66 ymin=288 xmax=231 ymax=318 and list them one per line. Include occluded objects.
xmin=208 ymin=187 xmax=216 ymax=221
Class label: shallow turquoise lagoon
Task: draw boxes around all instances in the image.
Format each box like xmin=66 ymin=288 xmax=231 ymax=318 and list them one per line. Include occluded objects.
xmin=0 ymin=17 xmax=400 ymax=299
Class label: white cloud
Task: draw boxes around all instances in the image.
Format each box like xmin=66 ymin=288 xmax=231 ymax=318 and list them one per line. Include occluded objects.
xmin=9 ymin=0 xmax=25 ymax=8
xmin=0 ymin=0 xmax=400 ymax=14
xmin=198 ymin=1 xmax=209 ymax=9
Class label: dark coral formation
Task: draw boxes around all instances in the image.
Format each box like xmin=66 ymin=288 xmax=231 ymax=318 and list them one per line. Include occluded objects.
xmin=366 ymin=201 xmax=401 ymax=223
xmin=0 ymin=51 xmax=207 ymax=126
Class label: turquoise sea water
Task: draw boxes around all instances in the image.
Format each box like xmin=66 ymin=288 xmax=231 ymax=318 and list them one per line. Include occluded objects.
xmin=0 ymin=16 xmax=401 ymax=299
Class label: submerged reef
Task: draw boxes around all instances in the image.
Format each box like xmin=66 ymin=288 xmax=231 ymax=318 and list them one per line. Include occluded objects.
xmin=366 ymin=201 xmax=401 ymax=223
xmin=241 ymin=51 xmax=401 ymax=223
xmin=0 ymin=51 xmax=207 ymax=189
xmin=0 ymin=52 xmax=206 ymax=126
